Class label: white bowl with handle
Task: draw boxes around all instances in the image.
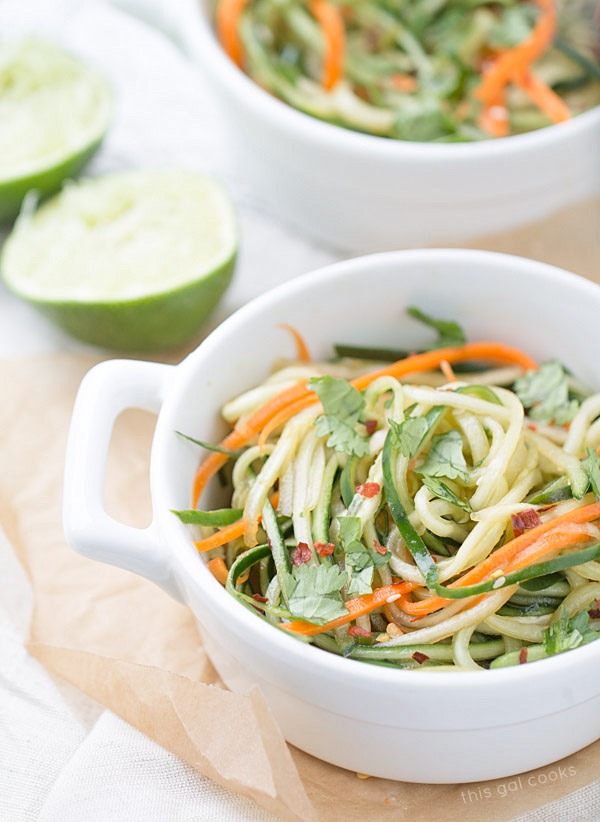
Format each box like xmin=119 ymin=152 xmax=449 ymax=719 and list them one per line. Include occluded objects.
xmin=63 ymin=249 xmax=600 ymax=782
xmin=176 ymin=0 xmax=600 ymax=253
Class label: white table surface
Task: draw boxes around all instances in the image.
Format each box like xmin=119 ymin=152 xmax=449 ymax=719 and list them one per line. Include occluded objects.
xmin=0 ymin=1 xmax=598 ymax=820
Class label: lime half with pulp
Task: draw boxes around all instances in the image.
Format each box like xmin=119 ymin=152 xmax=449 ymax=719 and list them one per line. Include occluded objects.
xmin=1 ymin=169 xmax=238 ymax=351
xmin=0 ymin=39 xmax=112 ymax=222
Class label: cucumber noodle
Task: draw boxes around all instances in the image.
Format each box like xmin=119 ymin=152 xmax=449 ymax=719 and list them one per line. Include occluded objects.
xmin=220 ymin=0 xmax=600 ymax=141
xmin=182 ymin=333 xmax=600 ymax=670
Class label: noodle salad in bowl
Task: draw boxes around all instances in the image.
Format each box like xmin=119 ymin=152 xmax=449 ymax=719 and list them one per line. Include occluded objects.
xmin=175 ymin=308 xmax=600 ymax=671
xmin=64 ymin=249 xmax=600 ymax=779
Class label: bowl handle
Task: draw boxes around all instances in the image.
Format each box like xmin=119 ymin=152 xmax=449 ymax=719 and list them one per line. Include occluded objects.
xmin=63 ymin=359 xmax=183 ymax=602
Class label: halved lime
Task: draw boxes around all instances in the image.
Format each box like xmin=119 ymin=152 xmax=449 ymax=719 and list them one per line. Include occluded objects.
xmin=1 ymin=169 xmax=238 ymax=351
xmin=0 ymin=39 xmax=112 ymax=222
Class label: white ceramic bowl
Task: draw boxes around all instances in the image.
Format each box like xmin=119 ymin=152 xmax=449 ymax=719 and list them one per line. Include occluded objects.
xmin=64 ymin=249 xmax=600 ymax=782
xmin=176 ymin=0 xmax=600 ymax=253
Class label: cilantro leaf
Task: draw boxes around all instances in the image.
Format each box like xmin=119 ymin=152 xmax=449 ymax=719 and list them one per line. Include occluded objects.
xmin=421 ymin=475 xmax=472 ymax=513
xmin=543 ymin=608 xmax=589 ymax=656
xmin=514 ymin=361 xmax=579 ymax=425
xmin=407 ymin=306 xmax=466 ymax=350
xmin=417 ymin=431 xmax=470 ymax=483
xmin=338 ymin=516 xmax=389 ymax=597
xmin=389 ymin=416 xmax=429 ymax=458
xmin=582 ymin=448 xmax=600 ymax=500
xmin=310 ymin=376 xmax=370 ymax=457
xmin=284 ymin=564 xmax=347 ymax=625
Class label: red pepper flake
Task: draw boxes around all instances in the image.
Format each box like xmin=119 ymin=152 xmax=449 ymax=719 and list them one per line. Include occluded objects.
xmin=511 ymin=508 xmax=542 ymax=538
xmin=315 ymin=541 xmax=335 ymax=557
xmin=252 ymin=593 xmax=268 ymax=603
xmin=588 ymin=599 xmax=600 ymax=620
xmin=519 ymin=648 xmax=528 ymax=665
xmin=412 ymin=651 xmax=429 ymax=665
xmin=364 ymin=419 xmax=377 ymax=436
xmin=356 ymin=482 xmax=380 ymax=498
xmin=373 ymin=539 xmax=387 ymax=556
xmin=349 ymin=625 xmax=372 ymax=638
xmin=527 ymin=423 xmax=538 ymax=432
xmin=292 ymin=542 xmax=312 ymax=566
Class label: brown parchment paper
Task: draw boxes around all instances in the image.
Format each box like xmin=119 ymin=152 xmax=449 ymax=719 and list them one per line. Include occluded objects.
xmin=1 ymin=198 xmax=600 ymax=822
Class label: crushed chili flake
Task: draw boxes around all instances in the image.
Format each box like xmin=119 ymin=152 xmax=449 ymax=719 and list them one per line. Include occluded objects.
xmin=519 ymin=648 xmax=528 ymax=665
xmin=527 ymin=423 xmax=538 ymax=432
xmin=292 ymin=542 xmax=312 ymax=566
xmin=373 ymin=539 xmax=387 ymax=556
xmin=589 ymin=599 xmax=600 ymax=620
xmin=364 ymin=419 xmax=378 ymax=436
xmin=412 ymin=651 xmax=429 ymax=665
xmin=252 ymin=593 xmax=268 ymax=603
xmin=349 ymin=625 xmax=372 ymax=638
xmin=511 ymin=508 xmax=542 ymax=538
xmin=356 ymin=482 xmax=381 ymax=498
xmin=315 ymin=541 xmax=335 ymax=557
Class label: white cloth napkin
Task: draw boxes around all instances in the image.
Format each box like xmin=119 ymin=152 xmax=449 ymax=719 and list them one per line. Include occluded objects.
xmin=0 ymin=1 xmax=598 ymax=820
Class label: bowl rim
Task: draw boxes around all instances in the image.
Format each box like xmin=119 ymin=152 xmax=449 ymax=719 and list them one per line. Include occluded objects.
xmin=182 ymin=0 xmax=600 ymax=160
xmin=153 ymin=248 xmax=600 ymax=704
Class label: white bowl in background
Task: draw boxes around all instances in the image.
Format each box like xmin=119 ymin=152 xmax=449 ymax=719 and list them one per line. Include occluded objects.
xmin=175 ymin=0 xmax=600 ymax=253
xmin=63 ymin=249 xmax=600 ymax=782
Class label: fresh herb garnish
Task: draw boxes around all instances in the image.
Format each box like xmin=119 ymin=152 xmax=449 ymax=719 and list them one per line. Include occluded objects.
xmin=420 ymin=476 xmax=472 ymax=513
xmin=309 ymin=376 xmax=370 ymax=457
xmin=338 ymin=516 xmax=389 ymax=596
xmin=283 ymin=563 xmax=348 ymax=625
xmin=514 ymin=361 xmax=579 ymax=425
xmin=543 ymin=608 xmax=590 ymax=656
xmin=582 ymin=448 xmax=600 ymax=500
xmin=417 ymin=430 xmax=470 ymax=483
xmin=389 ymin=416 xmax=429 ymax=458
xmin=407 ymin=306 xmax=466 ymax=350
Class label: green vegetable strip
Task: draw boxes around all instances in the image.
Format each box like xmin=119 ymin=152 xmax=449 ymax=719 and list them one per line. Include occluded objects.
xmin=555 ymin=36 xmax=600 ymax=83
xmin=350 ymin=639 xmax=505 ymax=662
xmin=430 ymin=544 xmax=600 ymax=599
xmin=340 ymin=455 xmax=358 ymax=509
xmin=172 ymin=507 xmax=243 ymax=526
xmin=334 ymin=343 xmax=411 ymax=362
xmin=176 ymin=430 xmax=241 ymax=456
xmin=422 ymin=530 xmax=451 ymax=557
xmin=225 ymin=544 xmax=276 ymax=617
xmin=382 ymin=429 xmax=439 ymax=587
xmin=489 ymin=645 xmax=549 ymax=668
xmin=312 ymin=455 xmax=338 ymax=552
xmin=527 ymin=476 xmax=573 ymax=505
xmin=261 ymin=497 xmax=292 ymax=606
xmin=457 ymin=384 xmax=502 ymax=404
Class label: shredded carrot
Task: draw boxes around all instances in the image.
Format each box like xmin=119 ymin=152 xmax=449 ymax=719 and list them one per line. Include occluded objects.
xmin=479 ymin=98 xmax=510 ymax=138
xmin=216 ymin=0 xmax=249 ymax=68
xmin=404 ymin=502 xmax=600 ymax=617
xmin=439 ymin=359 xmax=457 ymax=383
xmin=195 ymin=518 xmax=247 ymax=553
xmin=390 ymin=73 xmax=418 ymax=92
xmin=283 ymin=581 xmax=418 ymax=637
xmin=310 ymin=0 xmax=346 ymax=90
xmin=258 ymin=395 xmax=320 ymax=449
xmin=476 ymin=0 xmax=557 ymax=106
xmin=207 ymin=556 xmax=229 ymax=585
xmin=351 ymin=341 xmax=538 ymax=391
xmin=192 ymin=341 xmax=538 ymax=506
xmin=459 ymin=502 xmax=600 ymax=584
xmin=514 ymin=71 xmax=572 ymax=124
xmin=279 ymin=324 xmax=312 ymax=363
xmin=506 ymin=527 xmax=594 ymax=572
xmin=194 ymin=492 xmax=279 ymax=553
